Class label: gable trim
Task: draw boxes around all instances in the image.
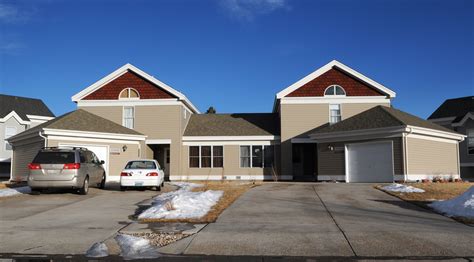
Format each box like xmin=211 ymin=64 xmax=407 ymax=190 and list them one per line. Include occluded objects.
xmin=452 ymin=112 xmax=474 ymax=127
xmin=276 ymin=60 xmax=396 ymax=99
xmin=71 ymin=63 xmax=200 ymax=113
xmin=280 ymin=96 xmax=390 ymax=105
xmin=0 ymin=111 xmax=30 ymax=125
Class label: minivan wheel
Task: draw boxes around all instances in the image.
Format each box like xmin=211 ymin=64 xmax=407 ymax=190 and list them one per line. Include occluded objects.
xmin=99 ymin=174 xmax=106 ymax=189
xmin=79 ymin=177 xmax=89 ymax=195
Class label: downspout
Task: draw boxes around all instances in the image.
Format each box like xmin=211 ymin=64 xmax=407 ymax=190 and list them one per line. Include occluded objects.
xmin=403 ymin=127 xmax=413 ymax=182
xmin=39 ymin=130 xmax=47 ymax=147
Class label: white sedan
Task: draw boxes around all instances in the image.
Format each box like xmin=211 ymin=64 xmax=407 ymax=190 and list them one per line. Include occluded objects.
xmin=120 ymin=159 xmax=165 ymax=191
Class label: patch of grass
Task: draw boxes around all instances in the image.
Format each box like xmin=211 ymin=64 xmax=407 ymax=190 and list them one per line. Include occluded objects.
xmin=377 ymin=182 xmax=474 ymax=224
xmin=140 ymin=181 xmax=259 ymax=223
xmin=0 ymin=183 xmax=26 ymax=189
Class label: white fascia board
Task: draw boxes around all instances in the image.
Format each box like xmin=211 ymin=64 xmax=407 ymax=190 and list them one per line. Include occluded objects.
xmin=452 ymin=113 xmax=473 ymax=127
xmin=276 ymin=60 xmax=396 ymax=99
xmin=42 ymin=128 xmax=147 ymax=141
xmin=48 ymin=135 xmax=141 ymax=145
xmin=182 ymin=136 xmax=280 ymax=141
xmin=309 ymin=126 xmax=406 ymax=141
xmin=71 ymin=63 xmax=200 ymax=113
xmin=146 ymin=139 xmax=172 ymax=144
xmin=183 ymin=140 xmax=279 ymax=146
xmin=26 ymin=115 xmax=55 ymax=121
xmin=0 ymin=111 xmax=30 ymax=125
xmin=280 ymin=96 xmax=390 ymax=105
xmin=77 ymin=99 xmax=179 ymax=107
xmin=406 ymin=125 xmax=465 ymax=141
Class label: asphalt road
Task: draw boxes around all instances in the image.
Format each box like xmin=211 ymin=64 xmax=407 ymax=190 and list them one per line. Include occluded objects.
xmin=0 ymin=184 xmax=159 ymax=255
xmin=182 ymin=183 xmax=474 ymax=258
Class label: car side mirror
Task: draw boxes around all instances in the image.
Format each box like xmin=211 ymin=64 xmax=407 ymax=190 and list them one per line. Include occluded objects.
xmin=100 ymin=160 xmax=105 ymax=165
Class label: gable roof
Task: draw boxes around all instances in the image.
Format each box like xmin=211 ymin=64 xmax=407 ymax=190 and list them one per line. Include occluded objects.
xmin=311 ymin=105 xmax=458 ymax=135
xmin=71 ymin=63 xmax=200 ymax=113
xmin=276 ymin=60 xmax=396 ymax=99
xmin=9 ymin=109 xmax=143 ymax=141
xmin=0 ymin=94 xmax=54 ymax=121
xmin=428 ymin=96 xmax=474 ymax=122
xmin=184 ymin=113 xmax=280 ymax=137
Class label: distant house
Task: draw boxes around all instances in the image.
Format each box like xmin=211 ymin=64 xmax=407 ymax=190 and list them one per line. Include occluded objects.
xmin=428 ymin=96 xmax=474 ymax=180
xmin=0 ymin=94 xmax=54 ymax=178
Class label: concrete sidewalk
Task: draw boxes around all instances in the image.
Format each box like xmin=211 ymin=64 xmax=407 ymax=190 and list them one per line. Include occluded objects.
xmin=180 ymin=183 xmax=474 ymax=258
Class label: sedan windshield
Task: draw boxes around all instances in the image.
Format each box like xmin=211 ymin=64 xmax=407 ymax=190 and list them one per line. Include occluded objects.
xmin=125 ymin=161 xmax=156 ymax=169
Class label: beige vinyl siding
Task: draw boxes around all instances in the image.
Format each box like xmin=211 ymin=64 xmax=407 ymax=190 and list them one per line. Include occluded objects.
xmin=47 ymin=139 xmax=141 ymax=179
xmin=341 ymin=103 xmax=390 ymax=120
xmin=180 ymin=144 xmax=280 ymax=180
xmin=11 ymin=136 xmax=44 ymax=181
xmin=406 ymin=137 xmax=459 ymax=175
xmin=317 ymin=137 xmax=404 ymax=178
xmin=79 ymin=106 xmax=123 ymax=125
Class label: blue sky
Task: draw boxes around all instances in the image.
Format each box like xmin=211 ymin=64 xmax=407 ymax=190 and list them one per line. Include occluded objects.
xmin=1 ymin=0 xmax=473 ymax=118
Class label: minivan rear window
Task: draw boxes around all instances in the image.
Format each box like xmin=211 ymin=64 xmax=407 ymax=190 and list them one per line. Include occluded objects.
xmin=33 ymin=152 xmax=76 ymax=164
xmin=125 ymin=161 xmax=156 ymax=169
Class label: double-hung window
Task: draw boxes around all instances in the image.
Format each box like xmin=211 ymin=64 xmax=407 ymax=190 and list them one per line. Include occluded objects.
xmin=4 ymin=127 xmax=16 ymax=150
xmin=240 ymin=145 xmax=274 ymax=168
xmin=189 ymin=145 xmax=224 ymax=168
xmin=329 ymin=104 xmax=341 ymax=124
xmin=123 ymin=107 xmax=134 ymax=129
xmin=468 ymin=129 xmax=474 ymax=155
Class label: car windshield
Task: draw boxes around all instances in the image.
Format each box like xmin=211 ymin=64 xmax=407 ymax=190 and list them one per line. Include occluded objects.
xmin=33 ymin=151 xmax=76 ymax=164
xmin=125 ymin=161 xmax=156 ymax=169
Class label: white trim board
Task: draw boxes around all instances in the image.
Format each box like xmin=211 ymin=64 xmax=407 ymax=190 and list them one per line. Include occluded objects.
xmin=146 ymin=139 xmax=172 ymax=144
xmin=76 ymin=99 xmax=183 ymax=107
xmin=183 ymin=141 xmax=279 ymax=146
xmin=71 ymin=63 xmax=200 ymax=113
xmin=47 ymin=135 xmax=141 ymax=145
xmin=0 ymin=111 xmax=30 ymax=125
xmin=280 ymin=96 xmax=391 ymax=105
xmin=452 ymin=112 xmax=474 ymax=127
xmin=183 ymin=136 xmax=280 ymax=141
xmin=42 ymin=128 xmax=146 ymax=141
xmin=276 ymin=60 xmax=396 ymax=99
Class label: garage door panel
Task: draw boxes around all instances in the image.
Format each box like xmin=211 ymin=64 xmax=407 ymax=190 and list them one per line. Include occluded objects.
xmin=347 ymin=142 xmax=394 ymax=183
xmin=58 ymin=144 xmax=109 ymax=176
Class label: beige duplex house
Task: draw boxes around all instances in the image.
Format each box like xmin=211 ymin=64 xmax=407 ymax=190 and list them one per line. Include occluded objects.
xmin=9 ymin=60 xmax=465 ymax=182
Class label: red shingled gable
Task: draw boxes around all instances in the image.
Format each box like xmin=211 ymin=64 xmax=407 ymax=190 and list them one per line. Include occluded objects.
xmin=287 ymin=68 xmax=385 ymax=97
xmin=83 ymin=70 xmax=177 ymax=100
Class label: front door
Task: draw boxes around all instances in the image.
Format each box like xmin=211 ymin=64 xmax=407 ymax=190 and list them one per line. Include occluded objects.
xmin=164 ymin=148 xmax=170 ymax=178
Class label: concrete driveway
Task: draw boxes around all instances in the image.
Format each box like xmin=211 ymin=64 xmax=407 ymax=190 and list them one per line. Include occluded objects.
xmin=0 ymin=184 xmax=159 ymax=255
xmin=182 ymin=183 xmax=474 ymax=258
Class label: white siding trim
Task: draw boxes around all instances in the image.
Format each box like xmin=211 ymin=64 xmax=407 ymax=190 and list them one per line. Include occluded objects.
xmin=146 ymin=139 xmax=172 ymax=144
xmin=42 ymin=128 xmax=146 ymax=141
xmin=77 ymin=99 xmax=181 ymax=107
xmin=47 ymin=135 xmax=141 ymax=145
xmin=280 ymin=96 xmax=390 ymax=105
xmin=183 ymin=136 xmax=280 ymax=141
xmin=0 ymin=111 xmax=30 ymax=125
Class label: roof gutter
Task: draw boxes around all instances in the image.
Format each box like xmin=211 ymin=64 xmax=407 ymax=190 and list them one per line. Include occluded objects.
xmin=39 ymin=131 xmax=48 ymax=147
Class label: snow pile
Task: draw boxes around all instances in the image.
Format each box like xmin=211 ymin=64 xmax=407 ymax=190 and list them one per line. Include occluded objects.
xmin=85 ymin=242 xmax=108 ymax=258
xmin=138 ymin=182 xmax=223 ymax=219
xmin=429 ymin=186 xmax=474 ymax=219
xmin=382 ymin=183 xmax=425 ymax=193
xmin=0 ymin=186 xmax=31 ymax=197
xmin=115 ymin=234 xmax=159 ymax=260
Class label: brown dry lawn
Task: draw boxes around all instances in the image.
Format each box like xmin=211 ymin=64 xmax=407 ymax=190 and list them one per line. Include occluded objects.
xmin=140 ymin=181 xmax=259 ymax=223
xmin=377 ymin=182 xmax=474 ymax=224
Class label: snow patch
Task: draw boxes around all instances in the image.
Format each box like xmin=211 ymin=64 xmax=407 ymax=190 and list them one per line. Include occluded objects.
xmin=138 ymin=182 xmax=223 ymax=219
xmin=115 ymin=234 xmax=159 ymax=260
xmin=429 ymin=186 xmax=474 ymax=219
xmin=382 ymin=183 xmax=425 ymax=193
xmin=0 ymin=186 xmax=31 ymax=197
xmin=85 ymin=242 xmax=108 ymax=258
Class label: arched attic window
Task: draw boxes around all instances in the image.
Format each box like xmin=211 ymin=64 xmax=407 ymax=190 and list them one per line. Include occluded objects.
xmin=119 ymin=88 xmax=140 ymax=99
xmin=324 ymin=85 xmax=346 ymax=96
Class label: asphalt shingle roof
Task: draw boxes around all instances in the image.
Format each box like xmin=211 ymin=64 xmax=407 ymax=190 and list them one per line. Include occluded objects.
xmin=311 ymin=105 xmax=458 ymax=135
xmin=0 ymin=94 xmax=54 ymax=120
xmin=428 ymin=96 xmax=474 ymax=122
xmin=9 ymin=109 xmax=143 ymax=140
xmin=184 ymin=113 xmax=280 ymax=136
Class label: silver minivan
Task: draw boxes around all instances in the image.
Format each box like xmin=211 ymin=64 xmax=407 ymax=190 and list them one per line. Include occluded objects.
xmin=28 ymin=147 xmax=106 ymax=195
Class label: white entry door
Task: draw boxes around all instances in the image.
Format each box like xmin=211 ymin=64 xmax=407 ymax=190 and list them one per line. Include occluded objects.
xmin=59 ymin=144 xmax=109 ymax=176
xmin=346 ymin=141 xmax=394 ymax=183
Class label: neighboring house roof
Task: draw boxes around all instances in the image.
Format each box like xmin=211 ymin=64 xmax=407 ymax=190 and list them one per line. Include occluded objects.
xmin=428 ymin=96 xmax=474 ymax=123
xmin=311 ymin=105 xmax=459 ymax=135
xmin=276 ymin=60 xmax=397 ymax=99
xmin=184 ymin=113 xmax=280 ymax=137
xmin=9 ymin=109 xmax=143 ymax=141
xmin=0 ymin=94 xmax=54 ymax=121
xmin=71 ymin=63 xmax=200 ymax=113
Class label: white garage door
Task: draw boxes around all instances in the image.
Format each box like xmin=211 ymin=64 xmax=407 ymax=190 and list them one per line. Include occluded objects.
xmin=346 ymin=141 xmax=394 ymax=183
xmin=59 ymin=144 xmax=109 ymax=176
